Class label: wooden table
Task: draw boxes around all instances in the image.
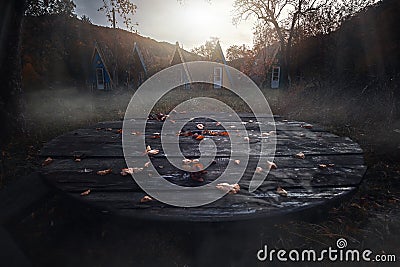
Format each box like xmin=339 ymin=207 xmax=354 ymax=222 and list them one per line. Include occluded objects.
xmin=39 ymin=114 xmax=366 ymax=222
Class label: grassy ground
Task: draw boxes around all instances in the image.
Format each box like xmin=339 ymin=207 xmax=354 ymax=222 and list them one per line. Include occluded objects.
xmin=2 ymin=83 xmax=400 ymax=266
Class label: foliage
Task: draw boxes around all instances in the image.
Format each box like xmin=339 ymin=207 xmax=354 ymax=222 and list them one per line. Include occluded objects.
xmin=25 ymin=0 xmax=76 ymax=17
xmin=233 ymin=0 xmax=378 ymax=84
xmin=80 ymin=15 xmax=91 ymax=24
xmin=98 ymin=0 xmax=137 ymax=31
xmin=190 ymin=37 xmax=219 ymax=60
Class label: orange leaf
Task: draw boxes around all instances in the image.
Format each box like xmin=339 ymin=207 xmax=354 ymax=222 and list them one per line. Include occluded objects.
xmin=42 ymin=157 xmax=53 ymax=166
xmin=97 ymin=168 xmax=112 ymax=175
xmin=140 ymin=196 xmax=153 ymax=203
xmin=195 ymin=135 xmax=205 ymax=140
xmin=80 ymin=189 xmax=91 ymax=196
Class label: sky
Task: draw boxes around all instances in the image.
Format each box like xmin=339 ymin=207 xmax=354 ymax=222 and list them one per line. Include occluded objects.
xmin=74 ymin=0 xmax=256 ymax=52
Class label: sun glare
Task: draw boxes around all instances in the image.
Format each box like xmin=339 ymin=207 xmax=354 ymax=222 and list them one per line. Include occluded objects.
xmin=182 ymin=3 xmax=220 ymax=36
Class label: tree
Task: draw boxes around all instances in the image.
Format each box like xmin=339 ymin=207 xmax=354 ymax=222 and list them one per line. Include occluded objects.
xmin=0 ymin=0 xmax=26 ymax=150
xmin=98 ymin=0 xmax=137 ymax=31
xmin=191 ymin=37 xmax=220 ymax=60
xmin=233 ymin=0 xmax=377 ymax=85
xmin=25 ymin=0 xmax=76 ymax=17
xmin=80 ymin=15 xmax=92 ymax=24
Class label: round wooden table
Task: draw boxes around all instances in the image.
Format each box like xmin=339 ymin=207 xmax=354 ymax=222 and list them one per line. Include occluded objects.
xmin=39 ymin=114 xmax=366 ymax=222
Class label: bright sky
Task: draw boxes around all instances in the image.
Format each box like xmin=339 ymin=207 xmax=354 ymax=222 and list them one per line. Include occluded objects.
xmin=74 ymin=0 xmax=256 ymax=52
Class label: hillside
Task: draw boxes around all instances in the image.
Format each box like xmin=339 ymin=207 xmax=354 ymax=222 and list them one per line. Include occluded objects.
xmin=293 ymin=0 xmax=400 ymax=84
xmin=21 ymin=15 xmax=200 ymax=89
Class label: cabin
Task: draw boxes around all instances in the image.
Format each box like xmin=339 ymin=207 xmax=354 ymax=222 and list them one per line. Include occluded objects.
xmin=170 ymin=42 xmax=192 ymax=89
xmin=91 ymin=42 xmax=114 ymax=90
xmin=210 ymin=41 xmax=233 ymax=89
xmin=253 ymin=42 xmax=282 ymax=89
xmin=128 ymin=42 xmax=148 ymax=89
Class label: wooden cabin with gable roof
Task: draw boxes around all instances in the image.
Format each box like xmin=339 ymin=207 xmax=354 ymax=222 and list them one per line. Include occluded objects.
xmin=210 ymin=41 xmax=233 ymax=89
xmin=170 ymin=42 xmax=192 ymax=89
xmin=91 ymin=42 xmax=114 ymax=90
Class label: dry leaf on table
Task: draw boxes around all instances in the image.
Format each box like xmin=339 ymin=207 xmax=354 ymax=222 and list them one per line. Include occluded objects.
xmin=294 ymin=152 xmax=305 ymax=159
xmin=277 ymin=186 xmax=288 ymax=197
xmin=80 ymin=189 xmax=91 ymax=196
xmin=140 ymin=196 xmax=153 ymax=203
xmin=97 ymin=168 xmax=112 ymax=176
xmin=216 ymin=183 xmax=240 ymax=194
xmin=42 ymin=157 xmax=54 ymax=166
xmin=266 ymin=161 xmax=277 ymax=170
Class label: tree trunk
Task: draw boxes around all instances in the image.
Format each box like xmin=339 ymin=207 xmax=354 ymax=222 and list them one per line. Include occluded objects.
xmin=0 ymin=0 xmax=26 ymax=149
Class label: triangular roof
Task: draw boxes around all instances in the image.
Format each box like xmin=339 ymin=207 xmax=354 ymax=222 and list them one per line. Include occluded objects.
xmin=211 ymin=41 xmax=233 ymax=87
xmin=132 ymin=42 xmax=148 ymax=76
xmin=91 ymin=41 xmax=113 ymax=84
xmin=170 ymin=42 xmax=192 ymax=84
xmin=211 ymin=41 xmax=228 ymax=65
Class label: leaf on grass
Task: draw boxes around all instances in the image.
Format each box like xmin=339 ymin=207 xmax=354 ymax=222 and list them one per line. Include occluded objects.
xmin=140 ymin=196 xmax=153 ymax=203
xmin=216 ymin=183 xmax=240 ymax=194
xmin=277 ymin=186 xmax=288 ymax=197
xmin=42 ymin=157 xmax=53 ymax=166
xmin=97 ymin=168 xmax=112 ymax=175
xmin=80 ymin=189 xmax=91 ymax=196
xmin=294 ymin=152 xmax=305 ymax=159
xmin=266 ymin=161 xmax=277 ymax=170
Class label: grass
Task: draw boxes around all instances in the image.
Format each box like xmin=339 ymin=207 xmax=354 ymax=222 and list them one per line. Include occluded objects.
xmin=1 ymin=82 xmax=400 ymax=265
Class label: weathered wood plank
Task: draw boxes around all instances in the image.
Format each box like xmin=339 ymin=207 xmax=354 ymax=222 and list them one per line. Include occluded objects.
xmin=38 ymin=115 xmax=366 ymax=222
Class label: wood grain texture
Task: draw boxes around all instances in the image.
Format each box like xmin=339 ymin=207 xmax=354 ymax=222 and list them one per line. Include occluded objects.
xmin=39 ymin=115 xmax=366 ymax=221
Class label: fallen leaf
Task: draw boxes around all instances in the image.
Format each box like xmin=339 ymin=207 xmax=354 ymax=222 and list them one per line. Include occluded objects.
xmin=234 ymin=159 xmax=241 ymax=165
xmin=216 ymin=183 xmax=240 ymax=194
xmin=116 ymin=129 xmax=123 ymax=134
xmin=294 ymin=152 xmax=305 ymax=159
xmin=97 ymin=169 xmax=112 ymax=175
xmin=255 ymin=167 xmax=263 ymax=173
xmin=277 ymin=186 xmax=288 ymax=197
xmin=302 ymin=124 xmax=313 ymax=129
xmin=318 ymin=164 xmax=327 ymax=169
xmin=197 ymin=124 xmax=205 ymax=130
xmin=244 ymin=137 xmax=250 ymax=141
xmin=74 ymin=158 xmax=82 ymax=163
xmin=140 ymin=196 xmax=153 ymax=203
xmin=131 ymin=131 xmax=141 ymax=135
xmin=147 ymin=149 xmax=160 ymax=155
xmin=182 ymin=159 xmax=192 ymax=165
xmin=80 ymin=189 xmax=91 ymax=196
xmin=106 ymin=128 xmax=113 ymax=131
xmin=195 ymin=135 xmax=205 ymax=140
xmin=219 ymin=131 xmax=229 ymax=137
xmin=144 ymin=161 xmax=151 ymax=168
xmin=42 ymin=157 xmax=53 ymax=166
xmin=192 ymin=159 xmax=200 ymax=164
xmin=266 ymin=161 xmax=278 ymax=170
xmin=328 ymin=164 xmax=335 ymax=167
xmin=216 ymin=122 xmax=221 ymax=126
xmin=120 ymin=168 xmax=134 ymax=176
